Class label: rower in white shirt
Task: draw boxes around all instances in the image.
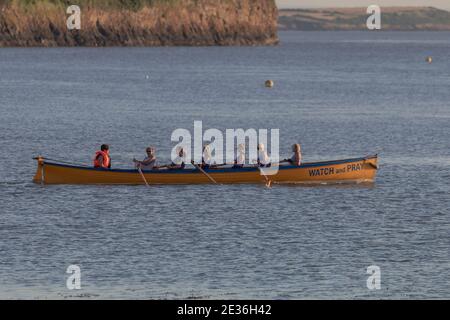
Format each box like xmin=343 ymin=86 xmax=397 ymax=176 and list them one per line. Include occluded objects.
xmin=257 ymin=143 xmax=270 ymax=167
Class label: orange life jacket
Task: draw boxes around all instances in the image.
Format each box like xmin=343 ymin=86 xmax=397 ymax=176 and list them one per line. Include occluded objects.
xmin=94 ymin=150 xmax=111 ymax=169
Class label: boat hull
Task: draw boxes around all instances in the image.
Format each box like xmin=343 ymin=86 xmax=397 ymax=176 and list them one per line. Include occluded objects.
xmin=32 ymin=155 xmax=378 ymax=185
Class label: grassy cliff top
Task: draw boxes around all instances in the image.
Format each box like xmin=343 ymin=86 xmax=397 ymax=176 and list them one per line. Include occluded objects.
xmin=0 ymin=0 xmax=182 ymax=10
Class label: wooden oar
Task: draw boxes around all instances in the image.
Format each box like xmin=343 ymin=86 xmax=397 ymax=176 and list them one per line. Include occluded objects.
xmin=253 ymin=161 xmax=272 ymax=188
xmin=191 ymin=161 xmax=218 ymax=184
xmin=259 ymin=167 xmax=272 ymax=188
xmin=137 ymin=166 xmax=150 ymax=187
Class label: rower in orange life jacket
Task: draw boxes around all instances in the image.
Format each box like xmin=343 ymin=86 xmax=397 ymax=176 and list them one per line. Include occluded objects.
xmin=93 ymin=144 xmax=111 ymax=169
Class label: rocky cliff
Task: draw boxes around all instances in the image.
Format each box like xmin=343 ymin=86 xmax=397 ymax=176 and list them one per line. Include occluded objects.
xmin=0 ymin=0 xmax=278 ymax=46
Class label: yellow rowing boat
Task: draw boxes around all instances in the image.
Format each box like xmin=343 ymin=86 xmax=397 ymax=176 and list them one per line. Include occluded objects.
xmin=32 ymin=155 xmax=378 ymax=185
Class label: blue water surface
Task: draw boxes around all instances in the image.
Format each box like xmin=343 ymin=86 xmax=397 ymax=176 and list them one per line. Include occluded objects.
xmin=0 ymin=31 xmax=449 ymax=299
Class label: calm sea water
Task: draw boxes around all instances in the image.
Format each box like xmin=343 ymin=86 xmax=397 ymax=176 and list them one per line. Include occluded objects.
xmin=1 ymin=31 xmax=449 ymax=299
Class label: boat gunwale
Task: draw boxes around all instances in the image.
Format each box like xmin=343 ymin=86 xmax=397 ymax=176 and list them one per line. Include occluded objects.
xmin=37 ymin=155 xmax=378 ymax=174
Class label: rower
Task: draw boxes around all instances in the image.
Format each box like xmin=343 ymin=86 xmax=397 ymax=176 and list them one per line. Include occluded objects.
xmin=202 ymin=144 xmax=212 ymax=169
xmin=133 ymin=147 xmax=157 ymax=170
xmin=233 ymin=143 xmax=245 ymax=168
xmin=93 ymin=144 xmax=111 ymax=169
xmin=168 ymin=146 xmax=186 ymax=170
xmin=281 ymin=143 xmax=302 ymax=166
xmin=257 ymin=143 xmax=271 ymax=167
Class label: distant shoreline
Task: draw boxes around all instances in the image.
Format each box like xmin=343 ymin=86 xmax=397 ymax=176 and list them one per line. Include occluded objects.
xmin=278 ymin=7 xmax=450 ymax=31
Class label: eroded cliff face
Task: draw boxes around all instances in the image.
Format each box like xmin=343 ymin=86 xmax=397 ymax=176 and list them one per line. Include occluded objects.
xmin=0 ymin=0 xmax=278 ymax=46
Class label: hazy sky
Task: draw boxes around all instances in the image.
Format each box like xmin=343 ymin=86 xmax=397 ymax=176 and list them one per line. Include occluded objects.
xmin=276 ymin=0 xmax=450 ymax=10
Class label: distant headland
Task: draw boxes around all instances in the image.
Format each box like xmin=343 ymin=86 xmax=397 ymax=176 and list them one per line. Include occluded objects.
xmin=278 ymin=7 xmax=450 ymax=31
xmin=0 ymin=0 xmax=278 ymax=47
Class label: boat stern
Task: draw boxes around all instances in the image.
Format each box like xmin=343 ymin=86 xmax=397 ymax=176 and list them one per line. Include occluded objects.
xmin=32 ymin=156 xmax=45 ymax=184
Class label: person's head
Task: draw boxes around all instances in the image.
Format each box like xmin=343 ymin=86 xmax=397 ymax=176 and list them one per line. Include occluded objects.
xmin=146 ymin=147 xmax=155 ymax=156
xmin=203 ymin=144 xmax=211 ymax=155
xmin=257 ymin=143 xmax=265 ymax=152
xmin=101 ymin=144 xmax=109 ymax=152
xmin=176 ymin=146 xmax=185 ymax=157
xmin=292 ymin=144 xmax=301 ymax=152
